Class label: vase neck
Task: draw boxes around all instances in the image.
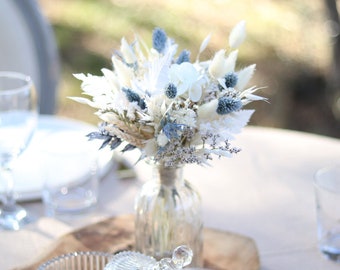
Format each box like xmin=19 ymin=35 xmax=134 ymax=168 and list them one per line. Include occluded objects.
xmin=153 ymin=165 xmax=184 ymax=186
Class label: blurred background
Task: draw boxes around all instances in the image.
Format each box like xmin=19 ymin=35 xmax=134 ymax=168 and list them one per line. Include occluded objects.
xmin=37 ymin=0 xmax=340 ymax=138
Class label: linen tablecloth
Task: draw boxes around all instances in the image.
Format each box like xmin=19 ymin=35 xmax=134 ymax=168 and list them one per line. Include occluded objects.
xmin=1 ymin=126 xmax=340 ymax=270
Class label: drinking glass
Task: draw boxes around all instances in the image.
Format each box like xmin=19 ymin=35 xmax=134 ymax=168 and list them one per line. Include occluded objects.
xmin=42 ymin=131 xmax=99 ymax=216
xmin=314 ymin=165 xmax=340 ymax=262
xmin=0 ymin=71 xmax=38 ymax=230
xmin=37 ymin=251 xmax=113 ymax=270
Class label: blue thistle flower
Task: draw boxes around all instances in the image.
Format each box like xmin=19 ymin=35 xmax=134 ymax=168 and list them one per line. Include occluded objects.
xmin=152 ymin=27 xmax=167 ymax=53
xmin=122 ymin=87 xmax=139 ymax=102
xmin=216 ymin=97 xmax=242 ymax=115
xmin=138 ymin=97 xmax=146 ymax=110
xmin=122 ymin=88 xmax=146 ymax=110
xmin=165 ymin=83 xmax=177 ymax=99
xmin=176 ymin=50 xmax=191 ymax=64
xmin=224 ymin=72 xmax=238 ymax=88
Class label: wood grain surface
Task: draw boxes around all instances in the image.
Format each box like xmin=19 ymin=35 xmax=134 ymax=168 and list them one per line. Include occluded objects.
xmin=15 ymin=215 xmax=260 ymax=270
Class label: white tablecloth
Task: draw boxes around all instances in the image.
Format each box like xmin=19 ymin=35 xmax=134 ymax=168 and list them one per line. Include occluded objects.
xmin=1 ymin=125 xmax=340 ymax=270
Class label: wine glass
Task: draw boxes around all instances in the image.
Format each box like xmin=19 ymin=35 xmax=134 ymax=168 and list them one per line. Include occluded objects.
xmin=0 ymin=71 xmax=38 ymax=230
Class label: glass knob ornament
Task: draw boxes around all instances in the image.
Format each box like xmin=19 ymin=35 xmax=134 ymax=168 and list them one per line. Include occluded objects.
xmin=104 ymin=245 xmax=193 ymax=270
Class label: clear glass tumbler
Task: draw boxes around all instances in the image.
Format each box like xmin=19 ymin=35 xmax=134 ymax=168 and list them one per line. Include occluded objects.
xmin=37 ymin=251 xmax=113 ymax=270
xmin=314 ymin=165 xmax=340 ymax=262
xmin=41 ymin=131 xmax=99 ymax=216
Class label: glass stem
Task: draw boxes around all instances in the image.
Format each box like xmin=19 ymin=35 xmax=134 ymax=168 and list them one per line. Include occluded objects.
xmin=1 ymin=166 xmax=16 ymax=210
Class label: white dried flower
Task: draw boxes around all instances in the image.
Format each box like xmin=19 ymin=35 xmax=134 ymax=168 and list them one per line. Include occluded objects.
xmin=197 ymin=99 xmax=219 ymax=121
xmin=169 ymin=62 xmax=203 ymax=102
xmin=72 ymin=22 xmax=265 ymax=166
xmin=208 ymin=50 xmax=227 ymax=79
xmin=224 ymin=50 xmax=239 ymax=74
xmin=229 ymin=20 xmax=247 ymax=49
xmin=157 ymin=133 xmax=168 ymax=147
xmin=120 ymin=37 xmax=137 ymax=64
xmin=237 ymin=64 xmax=256 ymax=91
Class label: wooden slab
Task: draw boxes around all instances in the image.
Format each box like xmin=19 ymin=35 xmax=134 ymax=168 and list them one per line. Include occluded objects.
xmin=15 ymin=214 xmax=260 ymax=270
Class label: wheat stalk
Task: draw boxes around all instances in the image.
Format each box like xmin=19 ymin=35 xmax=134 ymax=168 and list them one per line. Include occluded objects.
xmin=105 ymin=125 xmax=145 ymax=148
xmin=107 ymin=112 xmax=153 ymax=137
xmin=105 ymin=119 xmax=155 ymax=148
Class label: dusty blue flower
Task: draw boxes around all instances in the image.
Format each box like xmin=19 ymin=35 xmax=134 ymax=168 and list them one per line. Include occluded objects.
xmin=152 ymin=27 xmax=167 ymax=53
xmin=176 ymin=50 xmax=191 ymax=64
xmin=122 ymin=88 xmax=146 ymax=109
xmin=165 ymin=83 xmax=177 ymax=99
xmin=160 ymin=115 xmax=186 ymax=140
xmin=163 ymin=122 xmax=185 ymax=139
xmin=86 ymin=124 xmax=123 ymax=150
xmin=216 ymin=97 xmax=242 ymax=115
xmin=122 ymin=144 xmax=136 ymax=152
xmin=224 ymin=72 xmax=238 ymax=88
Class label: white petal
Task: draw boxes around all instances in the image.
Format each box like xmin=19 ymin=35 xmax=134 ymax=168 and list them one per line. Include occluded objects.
xmin=197 ymin=99 xmax=218 ymax=120
xmin=111 ymin=56 xmax=133 ymax=87
xmin=74 ymin=73 xmax=112 ymax=97
xmin=170 ymin=63 xmax=199 ymax=95
xmin=245 ymin=93 xmax=265 ymax=101
xmin=68 ymin=97 xmax=96 ymax=107
xmin=180 ymin=62 xmax=199 ymax=81
xmin=157 ymin=133 xmax=168 ymax=147
xmin=208 ymin=50 xmax=226 ymax=78
xmin=221 ymin=109 xmax=254 ymax=136
xmin=240 ymin=86 xmax=265 ymax=99
xmin=101 ymin=68 xmax=120 ymax=92
xmin=101 ymin=68 xmax=114 ymax=78
xmin=120 ymin=37 xmax=137 ymax=64
xmin=73 ymin=73 xmax=87 ymax=81
xmin=169 ymin=64 xmax=180 ymax=80
xmin=229 ymin=20 xmax=247 ymax=49
xmin=239 ymin=86 xmax=258 ymax=95
xmin=146 ymin=43 xmax=176 ymax=94
xmin=199 ymin=34 xmax=211 ymax=54
xmin=189 ymin=85 xmax=202 ymax=102
xmin=237 ymin=64 xmax=256 ymax=90
xmin=227 ymin=109 xmax=254 ymax=132
xmin=99 ymin=112 xmax=119 ymax=123
xmin=161 ymin=100 xmax=167 ymax=115
xmin=241 ymin=88 xmax=267 ymax=105
xmin=224 ymin=50 xmax=238 ymax=74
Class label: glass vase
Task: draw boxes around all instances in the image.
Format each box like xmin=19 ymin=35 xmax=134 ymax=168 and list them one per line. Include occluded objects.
xmin=134 ymin=163 xmax=203 ymax=267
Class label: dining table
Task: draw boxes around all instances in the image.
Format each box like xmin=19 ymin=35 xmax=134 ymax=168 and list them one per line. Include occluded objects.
xmin=0 ymin=115 xmax=339 ymax=270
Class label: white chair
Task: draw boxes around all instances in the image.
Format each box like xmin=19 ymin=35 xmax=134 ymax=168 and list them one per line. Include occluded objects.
xmin=0 ymin=0 xmax=60 ymax=114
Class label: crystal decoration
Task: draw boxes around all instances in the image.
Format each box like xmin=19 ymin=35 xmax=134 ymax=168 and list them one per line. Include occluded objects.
xmin=104 ymin=245 xmax=193 ymax=270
